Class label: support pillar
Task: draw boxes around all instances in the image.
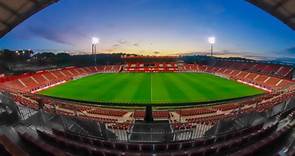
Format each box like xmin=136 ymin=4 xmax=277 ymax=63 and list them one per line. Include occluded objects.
xmin=144 ymin=105 xmax=153 ymax=123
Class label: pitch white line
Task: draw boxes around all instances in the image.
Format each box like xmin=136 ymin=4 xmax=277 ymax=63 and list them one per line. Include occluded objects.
xmin=150 ymin=73 xmax=152 ymax=104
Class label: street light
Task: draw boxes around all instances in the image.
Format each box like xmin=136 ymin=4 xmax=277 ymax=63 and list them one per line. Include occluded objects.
xmin=92 ymin=37 xmax=99 ymax=65
xmin=208 ymin=37 xmax=215 ymax=57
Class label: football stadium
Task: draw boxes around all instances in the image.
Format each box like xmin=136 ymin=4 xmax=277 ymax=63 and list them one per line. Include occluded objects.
xmin=0 ymin=0 xmax=295 ymax=156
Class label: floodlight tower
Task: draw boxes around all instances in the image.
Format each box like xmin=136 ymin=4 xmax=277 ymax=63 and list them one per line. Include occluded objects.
xmin=208 ymin=37 xmax=215 ymax=57
xmin=92 ymin=37 xmax=99 ymax=65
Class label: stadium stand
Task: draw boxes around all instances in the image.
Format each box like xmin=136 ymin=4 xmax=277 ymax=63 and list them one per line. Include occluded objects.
xmin=208 ymin=60 xmax=294 ymax=79
xmin=0 ymin=61 xmax=292 ymax=93
xmin=0 ymin=112 xmax=291 ymax=156
xmin=0 ymin=62 xmax=293 ymax=125
xmin=124 ymin=63 xmax=178 ymax=72
xmin=134 ymin=110 xmax=170 ymax=119
xmin=0 ymin=65 xmax=122 ymax=93
xmin=0 ymin=62 xmax=294 ymax=156
xmin=180 ymin=63 xmax=293 ymax=91
xmin=0 ymin=135 xmax=29 ymax=156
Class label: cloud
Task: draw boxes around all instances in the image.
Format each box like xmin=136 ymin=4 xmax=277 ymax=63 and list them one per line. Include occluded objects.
xmin=27 ymin=25 xmax=87 ymax=46
xmin=105 ymin=48 xmax=116 ymax=53
xmin=285 ymin=46 xmax=295 ymax=55
xmin=112 ymin=44 xmax=120 ymax=47
xmin=270 ymin=46 xmax=295 ymax=58
xmin=153 ymin=51 xmax=160 ymax=54
xmin=115 ymin=40 xmax=140 ymax=48
xmin=28 ymin=26 xmax=70 ymax=45
xmin=118 ymin=39 xmax=128 ymax=44
xmin=178 ymin=50 xmax=270 ymax=60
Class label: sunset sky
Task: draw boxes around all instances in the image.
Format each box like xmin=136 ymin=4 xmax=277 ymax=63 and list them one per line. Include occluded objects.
xmin=0 ymin=0 xmax=295 ymax=58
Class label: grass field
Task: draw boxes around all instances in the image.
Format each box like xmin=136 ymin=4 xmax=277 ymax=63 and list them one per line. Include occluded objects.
xmin=39 ymin=73 xmax=264 ymax=105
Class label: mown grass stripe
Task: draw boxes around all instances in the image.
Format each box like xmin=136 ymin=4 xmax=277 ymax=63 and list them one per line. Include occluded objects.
xmin=39 ymin=72 xmax=264 ymax=105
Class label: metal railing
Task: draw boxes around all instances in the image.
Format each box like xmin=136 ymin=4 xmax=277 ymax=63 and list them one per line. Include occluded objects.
xmin=1 ymin=90 xmax=295 ymax=143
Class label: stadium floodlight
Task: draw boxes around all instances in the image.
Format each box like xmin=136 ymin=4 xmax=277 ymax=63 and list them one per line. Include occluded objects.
xmin=208 ymin=37 xmax=215 ymax=44
xmin=92 ymin=37 xmax=99 ymax=44
xmin=208 ymin=37 xmax=215 ymax=56
xmin=91 ymin=37 xmax=99 ymax=65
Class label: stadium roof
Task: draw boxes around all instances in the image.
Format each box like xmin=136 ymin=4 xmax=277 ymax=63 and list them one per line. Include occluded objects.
xmin=0 ymin=0 xmax=58 ymax=38
xmin=248 ymin=0 xmax=295 ymax=31
xmin=0 ymin=0 xmax=294 ymax=38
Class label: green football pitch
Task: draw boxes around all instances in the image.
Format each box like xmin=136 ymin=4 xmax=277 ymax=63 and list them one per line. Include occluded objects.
xmin=39 ymin=73 xmax=264 ymax=105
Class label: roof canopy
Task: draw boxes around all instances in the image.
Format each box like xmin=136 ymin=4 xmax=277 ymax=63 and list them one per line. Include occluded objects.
xmin=248 ymin=0 xmax=295 ymax=30
xmin=0 ymin=0 xmax=58 ymax=38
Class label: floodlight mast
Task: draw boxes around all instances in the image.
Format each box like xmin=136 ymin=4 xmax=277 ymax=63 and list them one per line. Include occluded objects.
xmin=208 ymin=37 xmax=215 ymax=57
xmin=92 ymin=37 xmax=99 ymax=65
